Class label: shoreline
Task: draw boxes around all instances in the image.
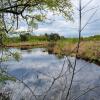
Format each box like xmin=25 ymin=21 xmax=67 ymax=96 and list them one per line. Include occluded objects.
xmin=76 ymin=56 xmax=100 ymax=66
xmin=6 ymin=42 xmax=49 ymax=48
xmin=4 ymin=41 xmax=100 ymax=66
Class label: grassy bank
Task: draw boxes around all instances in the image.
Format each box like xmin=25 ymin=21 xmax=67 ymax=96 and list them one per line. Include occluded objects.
xmin=47 ymin=39 xmax=100 ymax=65
xmin=3 ymin=35 xmax=100 ymax=65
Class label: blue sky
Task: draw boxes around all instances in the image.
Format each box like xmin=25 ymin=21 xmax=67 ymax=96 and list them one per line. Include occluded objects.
xmin=16 ymin=0 xmax=100 ymax=37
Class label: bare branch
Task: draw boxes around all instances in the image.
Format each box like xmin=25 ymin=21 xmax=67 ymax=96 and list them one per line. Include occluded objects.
xmin=81 ymin=9 xmax=98 ymax=32
xmin=81 ymin=0 xmax=94 ymax=10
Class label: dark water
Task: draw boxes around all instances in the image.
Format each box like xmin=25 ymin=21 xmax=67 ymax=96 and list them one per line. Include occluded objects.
xmin=1 ymin=48 xmax=100 ymax=100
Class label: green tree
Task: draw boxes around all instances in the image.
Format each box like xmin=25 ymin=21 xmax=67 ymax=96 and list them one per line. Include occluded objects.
xmin=0 ymin=0 xmax=73 ymax=33
xmin=48 ymin=33 xmax=60 ymax=41
xmin=20 ymin=33 xmax=30 ymax=41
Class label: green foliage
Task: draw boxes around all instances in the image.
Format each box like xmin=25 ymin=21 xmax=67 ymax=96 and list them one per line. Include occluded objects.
xmin=0 ymin=33 xmax=10 ymax=45
xmin=0 ymin=69 xmax=16 ymax=83
xmin=12 ymin=52 xmax=21 ymax=61
xmin=60 ymin=38 xmax=78 ymax=43
xmin=7 ymin=37 xmax=20 ymax=44
xmin=28 ymin=19 xmax=38 ymax=29
xmin=83 ymin=35 xmax=100 ymax=41
xmin=46 ymin=33 xmax=60 ymax=41
xmin=29 ymin=35 xmax=48 ymax=42
xmin=0 ymin=16 xmax=17 ymax=85
xmin=20 ymin=33 xmax=31 ymax=42
xmin=28 ymin=15 xmax=46 ymax=29
xmin=0 ymin=74 xmax=16 ymax=82
xmin=0 ymin=0 xmax=73 ymax=34
xmin=3 ymin=34 xmax=100 ymax=44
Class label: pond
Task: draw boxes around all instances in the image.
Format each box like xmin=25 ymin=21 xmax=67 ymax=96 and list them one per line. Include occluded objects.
xmin=1 ymin=48 xmax=100 ymax=100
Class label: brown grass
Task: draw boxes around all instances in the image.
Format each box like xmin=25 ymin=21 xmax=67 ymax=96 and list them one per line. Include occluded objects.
xmin=49 ymin=41 xmax=100 ymax=65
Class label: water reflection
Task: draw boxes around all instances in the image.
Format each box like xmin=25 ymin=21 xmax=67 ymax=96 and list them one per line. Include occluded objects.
xmin=1 ymin=48 xmax=100 ymax=100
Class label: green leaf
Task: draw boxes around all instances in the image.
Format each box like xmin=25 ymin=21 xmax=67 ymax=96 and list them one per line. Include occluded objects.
xmin=0 ymin=75 xmax=16 ymax=83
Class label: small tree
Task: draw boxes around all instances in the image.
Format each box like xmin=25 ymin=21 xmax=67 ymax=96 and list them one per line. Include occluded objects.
xmin=20 ymin=33 xmax=30 ymax=42
xmin=48 ymin=33 xmax=60 ymax=41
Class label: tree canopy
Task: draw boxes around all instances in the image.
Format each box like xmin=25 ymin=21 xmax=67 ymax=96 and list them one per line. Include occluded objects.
xmin=0 ymin=0 xmax=73 ymax=33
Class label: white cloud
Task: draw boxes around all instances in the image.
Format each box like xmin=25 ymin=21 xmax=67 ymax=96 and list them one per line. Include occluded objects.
xmin=35 ymin=28 xmax=50 ymax=33
xmin=14 ymin=27 xmax=28 ymax=32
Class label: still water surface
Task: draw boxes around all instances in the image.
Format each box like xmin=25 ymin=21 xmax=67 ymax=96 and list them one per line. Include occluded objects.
xmin=1 ymin=48 xmax=100 ymax=100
